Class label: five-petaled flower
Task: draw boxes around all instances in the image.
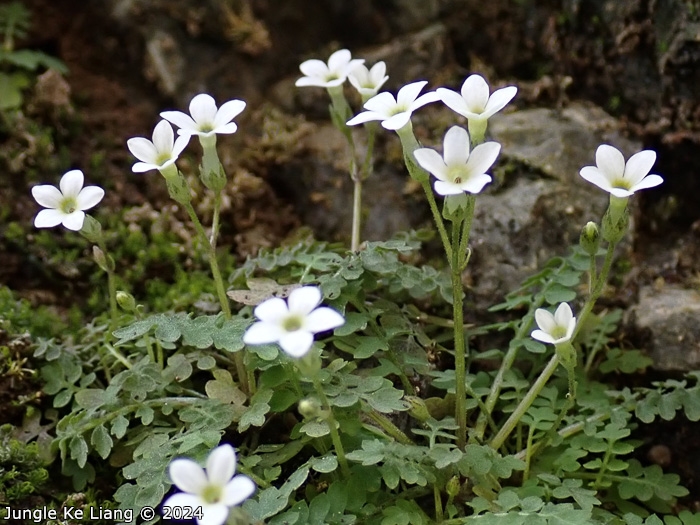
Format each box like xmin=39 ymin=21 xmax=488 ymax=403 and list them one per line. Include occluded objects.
xmin=579 ymin=144 xmax=663 ymax=198
xmin=126 ymin=120 xmax=189 ymax=174
xmin=161 ymin=94 xmax=246 ymax=139
xmin=243 ymin=286 xmax=345 ymax=358
xmin=32 ymin=170 xmax=105 ymax=231
xmin=531 ymin=303 xmax=576 ymax=345
xmin=164 ymin=444 xmax=255 ymax=525
xmin=437 ymin=74 xmax=517 ymax=141
xmin=295 ymin=49 xmax=364 ymax=88
xmin=348 ymin=61 xmax=389 ymax=98
xmin=413 ymin=126 xmax=501 ymax=195
xmin=346 ymin=80 xmax=439 ymax=131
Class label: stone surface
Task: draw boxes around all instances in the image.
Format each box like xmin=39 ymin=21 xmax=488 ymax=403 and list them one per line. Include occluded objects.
xmin=630 ymin=285 xmax=700 ymax=371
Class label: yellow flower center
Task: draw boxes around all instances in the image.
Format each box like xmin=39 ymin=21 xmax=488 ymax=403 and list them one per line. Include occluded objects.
xmin=201 ymin=483 xmax=223 ymax=504
xmin=60 ymin=197 xmax=78 ymax=214
xmin=283 ymin=315 xmax=303 ymax=332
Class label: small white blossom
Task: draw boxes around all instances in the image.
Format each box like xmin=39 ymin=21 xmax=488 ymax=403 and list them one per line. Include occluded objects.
xmin=243 ymin=286 xmax=345 ymax=358
xmin=346 ymin=81 xmax=439 ymax=131
xmin=348 ymin=61 xmax=389 ymax=98
xmin=413 ymin=126 xmax=500 ymax=195
xmin=127 ymin=120 xmax=189 ymax=173
xmin=579 ymin=144 xmax=663 ymax=198
xmin=295 ymin=49 xmax=364 ymax=88
xmin=164 ymin=444 xmax=255 ymax=525
xmin=531 ymin=303 xmax=576 ymax=345
xmin=161 ymin=94 xmax=246 ymax=138
xmin=31 ymin=170 xmax=104 ymax=231
xmin=437 ymin=74 xmax=517 ymax=122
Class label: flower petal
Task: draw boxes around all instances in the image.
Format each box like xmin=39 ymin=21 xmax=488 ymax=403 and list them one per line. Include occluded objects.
xmin=382 ymin=112 xmax=411 ymax=130
xmin=172 ymin=134 xmax=191 ymax=159
xmin=222 ymin=475 xmax=256 ymax=506
xmin=206 ymin=445 xmax=236 ymax=485
xmin=459 ymin=173 xmax=492 ymax=194
xmin=152 ymin=120 xmax=175 ymax=153
xmin=287 ymin=286 xmax=322 ymax=315
xmin=299 ymin=59 xmax=328 ymax=78
xmin=34 ymin=208 xmax=64 ymax=228
xmin=327 ymin=49 xmax=352 ymax=71
xmin=59 ymin=170 xmax=84 ymax=198
xmin=163 ymin=493 xmax=205 ymax=511
xmin=411 ymin=91 xmax=440 ymax=111
xmin=433 ymin=180 xmax=464 ymax=196
xmin=580 ymin=166 xmax=614 ymax=192
xmin=190 ymin=94 xmax=218 ymax=124
xmin=397 ymin=81 xmax=428 ymax=107
xmin=363 ymin=92 xmax=398 ymax=115
xmin=215 ymin=100 xmax=246 ymax=127
xmin=198 ymin=503 xmax=229 ymax=525
xmin=631 ymin=174 xmax=663 ymax=192
xmin=595 ymin=144 xmax=625 ymax=179
xmin=347 ymin=111 xmax=384 ymax=126
xmin=161 ymin=110 xmax=198 ymax=131
xmin=243 ymin=322 xmax=284 ymax=345
xmin=127 ymin=137 xmax=158 ymax=163
xmin=76 ymin=186 xmax=105 ymax=211
xmin=530 ymin=329 xmax=556 ymax=345
xmin=304 ymin=307 xmax=345 ymax=333
xmin=465 ymin=142 xmax=501 ymax=176
xmin=170 ymin=458 xmax=208 ymax=493
xmin=279 ymin=331 xmax=314 ymax=357
xmin=32 ymin=185 xmax=63 ymax=208
xmin=483 ymin=86 xmax=517 ymax=117
xmin=253 ymin=297 xmax=288 ymax=324
xmin=554 ymin=303 xmax=573 ymax=327
xmin=534 ymin=308 xmax=557 ymax=334
xmin=443 ymin=126 xmax=471 ymax=166
xmin=436 ymin=88 xmax=472 ymax=118
xmin=132 ymin=162 xmax=158 ymax=173
xmin=460 ymin=74 xmax=490 ymax=114
xmin=624 ymin=150 xmax=655 ymax=185
xmin=62 ymin=211 xmax=86 ymax=231
xmin=414 ymin=148 xmax=448 ymax=180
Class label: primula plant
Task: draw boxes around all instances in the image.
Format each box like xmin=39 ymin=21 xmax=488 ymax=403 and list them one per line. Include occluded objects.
xmin=11 ymin=44 xmax=700 ymax=525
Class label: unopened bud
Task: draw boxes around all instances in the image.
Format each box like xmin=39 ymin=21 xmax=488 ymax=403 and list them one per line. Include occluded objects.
xmin=446 ymin=476 xmax=461 ymax=498
xmin=116 ymin=291 xmax=136 ymax=312
xmin=298 ymin=397 xmax=323 ymax=419
xmin=92 ymin=245 xmax=114 ymax=272
xmin=579 ymin=221 xmax=600 ymax=255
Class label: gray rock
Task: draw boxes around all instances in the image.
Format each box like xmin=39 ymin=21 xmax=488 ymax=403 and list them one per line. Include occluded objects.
xmin=630 ymin=286 xmax=700 ymax=371
xmin=464 ymin=103 xmax=640 ymax=306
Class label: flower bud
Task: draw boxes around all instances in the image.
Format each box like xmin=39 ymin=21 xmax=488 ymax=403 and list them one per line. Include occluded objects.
xmin=579 ymin=221 xmax=600 ymax=255
xmin=92 ymin=245 xmax=114 ymax=272
xmin=116 ymin=291 xmax=137 ymax=312
xmin=405 ymin=396 xmax=431 ymax=422
xmin=298 ymin=397 xmax=323 ymax=419
xmin=446 ymin=476 xmax=461 ymax=498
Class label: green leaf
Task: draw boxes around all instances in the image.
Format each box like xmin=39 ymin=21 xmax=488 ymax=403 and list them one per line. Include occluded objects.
xmin=91 ymin=425 xmax=113 ymax=459
xmin=544 ymin=284 xmax=577 ymax=305
xmin=69 ymin=435 xmax=88 ymax=468
xmin=239 ymin=390 xmax=272 ymax=432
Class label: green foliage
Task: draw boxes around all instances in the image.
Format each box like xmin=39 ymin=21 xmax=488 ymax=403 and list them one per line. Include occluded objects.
xmin=0 ymin=2 xmax=67 ymax=110
xmin=0 ymin=424 xmax=49 ymax=504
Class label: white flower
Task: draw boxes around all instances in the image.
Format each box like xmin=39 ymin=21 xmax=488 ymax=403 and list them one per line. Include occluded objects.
xmin=126 ymin=120 xmax=189 ymax=173
xmin=348 ymin=61 xmax=389 ymax=98
xmin=243 ymin=286 xmax=345 ymax=358
xmin=160 ymin=94 xmax=246 ymax=138
xmin=164 ymin=444 xmax=255 ymax=525
xmin=437 ymin=74 xmax=517 ymax=121
xmin=31 ymin=170 xmax=104 ymax=231
xmin=413 ymin=126 xmax=501 ymax=195
xmin=531 ymin=303 xmax=576 ymax=345
xmin=346 ymin=81 xmax=439 ymax=131
xmin=579 ymin=144 xmax=663 ymax=198
xmin=295 ymin=49 xmax=364 ymax=88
